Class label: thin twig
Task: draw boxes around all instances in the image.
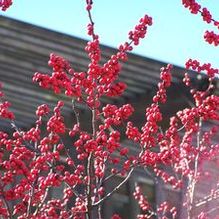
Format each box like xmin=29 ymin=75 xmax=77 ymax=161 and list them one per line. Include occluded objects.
xmin=93 ymin=167 xmax=134 ymax=206
xmin=188 ymin=118 xmax=202 ymax=218
xmin=195 ymin=189 xmax=219 ymax=207
xmin=72 ymin=99 xmax=80 ymax=126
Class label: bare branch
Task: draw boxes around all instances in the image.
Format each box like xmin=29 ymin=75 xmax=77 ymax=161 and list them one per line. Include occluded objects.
xmin=93 ymin=168 xmax=134 ymax=206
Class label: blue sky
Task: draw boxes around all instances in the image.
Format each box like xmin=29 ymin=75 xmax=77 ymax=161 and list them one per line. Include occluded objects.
xmin=2 ymin=0 xmax=219 ymax=68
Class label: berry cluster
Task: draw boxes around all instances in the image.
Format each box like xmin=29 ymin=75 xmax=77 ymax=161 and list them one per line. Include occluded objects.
xmin=201 ymin=8 xmax=212 ymax=24
xmin=185 ymin=59 xmax=219 ymax=78
xmin=102 ymin=104 xmax=134 ymax=128
xmin=0 ymin=0 xmax=12 ymax=11
xmin=140 ymin=64 xmax=172 ymax=149
xmin=133 ymin=186 xmax=153 ymax=218
xmin=33 ymin=54 xmax=82 ymax=97
xmin=0 ymin=101 xmax=14 ymax=120
xmin=0 ymin=84 xmax=15 ymax=120
xmin=126 ymin=121 xmax=141 ymax=142
xmin=181 ymin=0 xmax=219 ymax=47
xmin=128 ymin=15 xmax=153 ymax=46
xmin=111 ymin=214 xmax=122 ymax=219
xmin=204 ymin=31 xmax=219 ymax=46
xmin=182 ymin=0 xmax=201 ymax=14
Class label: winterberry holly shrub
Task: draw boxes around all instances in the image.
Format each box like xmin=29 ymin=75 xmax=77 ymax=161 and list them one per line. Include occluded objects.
xmin=0 ymin=1 xmax=219 ymax=219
